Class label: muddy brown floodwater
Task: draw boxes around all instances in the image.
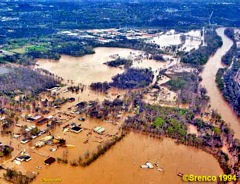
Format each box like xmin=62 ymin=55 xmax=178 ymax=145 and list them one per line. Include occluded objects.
xmin=201 ymin=28 xmax=240 ymax=139
xmin=33 ymin=132 xmax=222 ymax=184
xmin=37 ymin=47 xmax=165 ymax=85
xmin=32 ymin=46 xmax=224 ymax=184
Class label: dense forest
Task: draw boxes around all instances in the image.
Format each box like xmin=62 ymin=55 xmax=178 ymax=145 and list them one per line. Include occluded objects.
xmin=181 ymin=30 xmax=223 ymax=65
xmin=0 ymin=1 xmax=240 ymax=40
xmin=221 ymin=59 xmax=240 ymax=116
xmin=222 ymin=28 xmax=236 ymax=66
xmin=216 ymin=28 xmax=240 ymax=116
xmin=111 ymin=68 xmax=154 ymax=89
xmin=90 ymin=68 xmax=154 ymax=91
xmin=0 ymin=66 xmax=61 ymax=96
xmin=104 ymin=58 xmax=133 ymax=68
xmin=163 ymin=71 xmax=208 ymax=114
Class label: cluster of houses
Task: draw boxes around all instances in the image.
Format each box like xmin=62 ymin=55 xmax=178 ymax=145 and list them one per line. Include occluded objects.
xmin=27 ymin=115 xmax=52 ymax=126
xmin=14 ymin=150 xmax=31 ymax=165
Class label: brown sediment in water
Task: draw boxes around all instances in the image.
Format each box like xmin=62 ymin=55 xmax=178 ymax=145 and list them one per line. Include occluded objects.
xmin=201 ymin=28 xmax=240 ymax=139
xmin=0 ymin=45 xmax=229 ymax=184
xmin=32 ymin=132 xmax=222 ymax=184
xmin=37 ymin=47 xmax=165 ymax=86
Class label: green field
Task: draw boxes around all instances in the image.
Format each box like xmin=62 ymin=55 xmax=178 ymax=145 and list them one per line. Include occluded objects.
xmin=26 ymin=45 xmax=47 ymax=52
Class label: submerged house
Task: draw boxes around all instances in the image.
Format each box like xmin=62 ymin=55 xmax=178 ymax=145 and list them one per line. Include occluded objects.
xmin=70 ymin=126 xmax=82 ymax=134
xmin=44 ymin=157 xmax=55 ymax=165
xmin=93 ymin=127 xmax=105 ymax=134
xmin=35 ymin=135 xmax=53 ymax=147
xmin=36 ymin=118 xmax=49 ymax=126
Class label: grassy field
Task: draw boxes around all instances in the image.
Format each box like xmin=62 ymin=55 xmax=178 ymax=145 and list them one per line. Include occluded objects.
xmin=10 ymin=47 xmax=26 ymax=54
xmin=26 ymin=45 xmax=47 ymax=52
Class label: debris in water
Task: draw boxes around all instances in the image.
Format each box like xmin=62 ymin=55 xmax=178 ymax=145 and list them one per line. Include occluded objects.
xmin=140 ymin=162 xmax=154 ymax=169
xmin=145 ymin=162 xmax=154 ymax=169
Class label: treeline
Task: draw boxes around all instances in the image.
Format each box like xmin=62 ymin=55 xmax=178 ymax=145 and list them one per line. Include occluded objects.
xmin=220 ymin=59 xmax=240 ymax=116
xmin=181 ymin=29 xmax=223 ymax=65
xmin=164 ymin=72 xmax=208 ymax=114
xmin=104 ymin=58 xmax=133 ymax=68
xmin=216 ymin=29 xmax=240 ymax=116
xmin=99 ymin=38 xmax=162 ymax=56
xmin=3 ymin=168 xmax=35 ymax=184
xmin=90 ymin=68 xmax=154 ymax=92
xmin=215 ymin=68 xmax=226 ymax=91
xmin=26 ymin=36 xmax=95 ymax=60
xmin=90 ymin=82 xmax=111 ymax=93
xmin=222 ymin=28 xmax=236 ymax=66
xmin=0 ymin=66 xmax=61 ymax=97
xmin=0 ymin=54 xmax=33 ymax=65
xmin=111 ymin=68 xmax=154 ymax=89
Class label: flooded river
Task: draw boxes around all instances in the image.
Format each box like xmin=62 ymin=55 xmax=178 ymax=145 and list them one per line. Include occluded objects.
xmin=33 ymin=133 xmax=222 ymax=184
xmin=201 ymin=28 xmax=240 ymax=139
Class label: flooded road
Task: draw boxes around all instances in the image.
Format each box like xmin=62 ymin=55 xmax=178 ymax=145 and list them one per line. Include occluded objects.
xmin=201 ymin=28 xmax=240 ymax=139
xmin=33 ymin=133 xmax=222 ymax=184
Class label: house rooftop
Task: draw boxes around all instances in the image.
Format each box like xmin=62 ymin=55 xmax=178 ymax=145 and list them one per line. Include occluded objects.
xmin=71 ymin=126 xmax=82 ymax=133
xmin=36 ymin=118 xmax=49 ymax=125
xmin=44 ymin=157 xmax=55 ymax=165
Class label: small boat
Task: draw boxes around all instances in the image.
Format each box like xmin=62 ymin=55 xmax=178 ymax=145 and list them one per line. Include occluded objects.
xmin=177 ymin=172 xmax=183 ymax=177
xmin=140 ymin=165 xmax=149 ymax=169
xmin=50 ymin=148 xmax=57 ymax=152
xmin=158 ymin=168 xmax=163 ymax=172
xmin=145 ymin=162 xmax=154 ymax=169
xmin=65 ymin=144 xmax=76 ymax=148
xmin=36 ymin=166 xmax=42 ymax=170
xmin=63 ymin=128 xmax=69 ymax=132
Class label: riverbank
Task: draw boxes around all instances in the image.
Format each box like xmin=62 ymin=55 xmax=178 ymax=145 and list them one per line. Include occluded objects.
xmin=201 ymin=27 xmax=240 ymax=139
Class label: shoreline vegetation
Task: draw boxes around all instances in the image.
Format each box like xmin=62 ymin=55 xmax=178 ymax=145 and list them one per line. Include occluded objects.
xmin=3 ymin=168 xmax=36 ymax=184
xmin=104 ymin=58 xmax=133 ymax=68
xmin=70 ymin=132 xmax=126 ymax=167
xmin=180 ymin=30 xmax=223 ymax=66
xmin=90 ymin=68 xmax=154 ymax=92
xmin=215 ymin=28 xmax=240 ymax=117
xmin=0 ymin=65 xmax=63 ymax=97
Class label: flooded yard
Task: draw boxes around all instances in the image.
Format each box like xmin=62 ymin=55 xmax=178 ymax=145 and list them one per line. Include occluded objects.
xmin=146 ymin=29 xmax=202 ymax=52
xmin=32 ymin=132 xmax=222 ymax=184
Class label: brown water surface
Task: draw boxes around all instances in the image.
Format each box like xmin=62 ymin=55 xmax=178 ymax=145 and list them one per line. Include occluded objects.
xmin=201 ymin=28 xmax=240 ymax=139
xmin=33 ymin=133 xmax=222 ymax=184
xmin=37 ymin=47 xmax=165 ymax=85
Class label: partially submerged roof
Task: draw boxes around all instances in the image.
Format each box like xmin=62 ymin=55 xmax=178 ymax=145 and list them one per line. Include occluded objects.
xmin=71 ymin=126 xmax=82 ymax=133
xmin=94 ymin=127 xmax=105 ymax=134
xmin=44 ymin=157 xmax=55 ymax=165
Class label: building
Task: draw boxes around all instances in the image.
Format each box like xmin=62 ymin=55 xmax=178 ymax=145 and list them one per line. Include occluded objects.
xmin=36 ymin=118 xmax=49 ymax=126
xmin=70 ymin=126 xmax=82 ymax=134
xmin=44 ymin=157 xmax=56 ymax=165
xmin=93 ymin=127 xmax=105 ymax=134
